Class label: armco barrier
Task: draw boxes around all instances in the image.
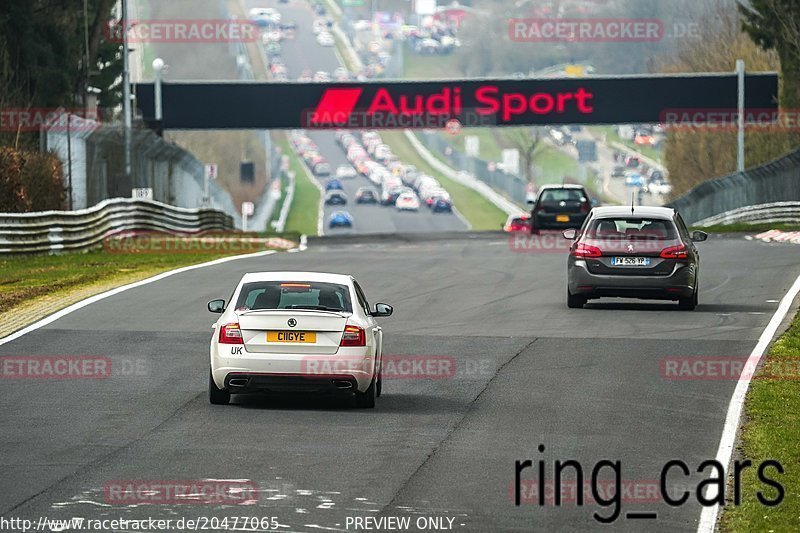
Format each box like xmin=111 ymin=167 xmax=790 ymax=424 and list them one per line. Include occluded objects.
xmin=0 ymin=198 xmax=234 ymax=254
xmin=694 ymin=201 xmax=800 ymax=227
xmin=668 ymin=147 xmax=800 ymax=225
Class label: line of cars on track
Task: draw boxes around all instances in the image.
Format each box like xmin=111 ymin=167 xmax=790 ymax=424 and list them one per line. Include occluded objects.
xmin=312 ymin=16 xmax=335 ymax=46
xmin=288 ymin=128 xmax=454 ymax=230
xmin=290 ymin=130 xmax=331 ymax=177
xmin=335 ymin=129 xmax=454 ymax=212
xmin=611 ymin=153 xmax=673 ymax=196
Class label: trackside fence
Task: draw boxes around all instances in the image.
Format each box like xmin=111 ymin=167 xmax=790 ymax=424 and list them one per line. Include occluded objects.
xmin=668 ymin=148 xmax=800 ymax=225
xmin=0 ymin=198 xmax=234 ymax=254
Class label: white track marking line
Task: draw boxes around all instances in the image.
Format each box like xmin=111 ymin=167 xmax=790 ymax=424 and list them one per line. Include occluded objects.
xmin=697 ymin=273 xmax=800 ymax=532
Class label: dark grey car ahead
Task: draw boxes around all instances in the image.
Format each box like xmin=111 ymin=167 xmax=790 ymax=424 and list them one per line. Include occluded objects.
xmin=564 ymin=206 xmax=707 ymax=310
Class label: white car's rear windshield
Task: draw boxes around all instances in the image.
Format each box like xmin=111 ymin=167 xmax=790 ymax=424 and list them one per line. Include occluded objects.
xmin=236 ymin=281 xmax=353 ymax=312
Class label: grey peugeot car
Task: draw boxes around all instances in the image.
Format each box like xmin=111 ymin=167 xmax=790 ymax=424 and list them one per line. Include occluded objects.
xmin=564 ymin=206 xmax=707 ymax=310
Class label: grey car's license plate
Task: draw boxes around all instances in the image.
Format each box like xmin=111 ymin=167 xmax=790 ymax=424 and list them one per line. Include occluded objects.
xmin=611 ymin=257 xmax=651 ymax=266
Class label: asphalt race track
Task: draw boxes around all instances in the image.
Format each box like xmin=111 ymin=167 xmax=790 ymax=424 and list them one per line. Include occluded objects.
xmin=260 ymin=0 xmax=468 ymax=235
xmin=311 ymin=131 xmax=468 ymax=235
xmin=2 ymin=233 xmax=799 ymax=532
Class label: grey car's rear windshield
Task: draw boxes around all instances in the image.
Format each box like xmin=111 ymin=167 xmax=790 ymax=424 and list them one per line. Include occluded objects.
xmin=586 ymin=218 xmax=678 ymax=240
xmin=236 ymin=281 xmax=353 ymax=312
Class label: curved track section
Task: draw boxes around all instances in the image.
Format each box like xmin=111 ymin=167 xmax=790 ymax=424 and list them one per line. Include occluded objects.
xmin=2 ymin=234 xmax=799 ymax=531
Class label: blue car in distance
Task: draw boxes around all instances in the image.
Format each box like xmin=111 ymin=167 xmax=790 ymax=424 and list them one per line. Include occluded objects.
xmin=328 ymin=210 xmax=353 ymax=228
xmin=624 ymin=172 xmax=644 ymax=188
xmin=325 ymin=179 xmax=344 ymax=191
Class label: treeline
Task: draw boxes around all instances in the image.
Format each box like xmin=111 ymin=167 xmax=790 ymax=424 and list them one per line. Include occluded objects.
xmin=664 ymin=0 xmax=800 ymax=197
xmin=0 ymin=0 xmax=120 ymax=211
xmin=0 ymin=148 xmax=65 ymax=212
xmin=455 ymin=0 xmax=723 ymax=77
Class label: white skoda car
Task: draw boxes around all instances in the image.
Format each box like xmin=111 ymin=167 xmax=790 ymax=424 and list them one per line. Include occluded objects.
xmin=208 ymin=272 xmax=392 ymax=408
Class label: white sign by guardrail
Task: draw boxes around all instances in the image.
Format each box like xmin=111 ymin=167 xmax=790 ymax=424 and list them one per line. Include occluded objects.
xmin=132 ymin=188 xmax=153 ymax=200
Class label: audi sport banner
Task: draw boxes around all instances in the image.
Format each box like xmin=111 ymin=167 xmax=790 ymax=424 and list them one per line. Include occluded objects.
xmin=135 ymin=74 xmax=777 ymax=130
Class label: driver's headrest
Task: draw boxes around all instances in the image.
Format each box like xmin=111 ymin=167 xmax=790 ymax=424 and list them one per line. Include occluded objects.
xmin=254 ymin=286 xmax=281 ymax=309
xmin=317 ymin=287 xmax=340 ymax=309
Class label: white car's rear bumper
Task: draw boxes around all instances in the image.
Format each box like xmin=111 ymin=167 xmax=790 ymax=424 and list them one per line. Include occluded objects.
xmin=211 ymin=344 xmax=376 ymax=393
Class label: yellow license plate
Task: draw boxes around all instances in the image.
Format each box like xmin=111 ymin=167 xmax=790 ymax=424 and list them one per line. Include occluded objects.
xmin=267 ymin=331 xmax=316 ymax=343
xmin=556 ymin=215 xmax=570 ymax=222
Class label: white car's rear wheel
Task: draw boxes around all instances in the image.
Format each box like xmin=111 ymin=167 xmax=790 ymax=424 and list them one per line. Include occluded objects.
xmin=209 ymin=369 xmax=231 ymax=405
xmin=355 ymin=378 xmax=376 ymax=408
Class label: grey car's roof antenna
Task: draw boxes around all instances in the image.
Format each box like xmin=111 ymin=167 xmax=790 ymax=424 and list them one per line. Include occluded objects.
xmin=631 ymin=192 xmax=635 ymax=214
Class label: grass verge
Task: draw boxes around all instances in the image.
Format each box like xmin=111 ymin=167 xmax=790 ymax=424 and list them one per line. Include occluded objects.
xmin=380 ymin=131 xmax=509 ymax=230
xmin=0 ymin=234 xmax=297 ymax=338
xmin=403 ymin=52 xmax=461 ymax=79
xmin=275 ymin=135 xmax=320 ymax=235
xmin=720 ymin=310 xmax=800 ymax=531
xmin=446 ymin=128 xmax=582 ymax=185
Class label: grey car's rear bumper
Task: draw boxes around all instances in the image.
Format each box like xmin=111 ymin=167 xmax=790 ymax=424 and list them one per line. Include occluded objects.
xmin=568 ymin=260 xmax=696 ymax=300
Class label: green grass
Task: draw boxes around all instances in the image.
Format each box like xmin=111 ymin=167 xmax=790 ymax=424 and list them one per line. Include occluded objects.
xmin=402 ymin=52 xmax=461 ymax=80
xmin=533 ymin=144 xmax=582 ymax=185
xmin=334 ymin=33 xmax=358 ymax=73
xmin=720 ymin=313 xmax=800 ymax=532
xmin=445 ymin=127 xmax=581 ymax=185
xmin=380 ymin=131 xmax=508 ymax=230
xmin=276 ymin=136 xmax=321 ymax=236
xmin=692 ymin=223 xmax=800 ymax=233
xmin=0 ymin=233 xmax=297 ymax=316
xmin=450 ymin=128 xmax=505 ymax=161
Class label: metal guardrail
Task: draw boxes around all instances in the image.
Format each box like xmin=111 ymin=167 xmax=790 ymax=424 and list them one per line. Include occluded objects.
xmin=668 ymin=147 xmax=800 ymax=225
xmin=694 ymin=201 xmax=800 ymax=227
xmin=0 ymin=198 xmax=234 ymax=254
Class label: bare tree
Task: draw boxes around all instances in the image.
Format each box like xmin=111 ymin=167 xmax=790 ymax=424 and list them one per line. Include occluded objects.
xmin=658 ymin=2 xmax=792 ymax=196
xmin=740 ymin=0 xmax=800 ymax=109
xmin=503 ymin=127 xmax=544 ymax=183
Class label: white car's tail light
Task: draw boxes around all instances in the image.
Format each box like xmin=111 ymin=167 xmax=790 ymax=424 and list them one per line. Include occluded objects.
xmin=219 ymin=323 xmax=243 ymax=344
xmin=340 ymin=325 xmax=365 ymax=347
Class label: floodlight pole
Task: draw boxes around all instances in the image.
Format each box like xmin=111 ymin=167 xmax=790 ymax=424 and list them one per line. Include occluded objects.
xmin=736 ymin=59 xmax=745 ymax=173
xmin=122 ymin=0 xmax=132 ymax=179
